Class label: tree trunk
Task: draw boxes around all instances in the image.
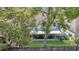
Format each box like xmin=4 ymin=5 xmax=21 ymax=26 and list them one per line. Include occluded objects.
xmin=44 ymin=34 xmax=48 ymax=47
xmin=76 ymin=44 xmax=78 ymax=51
xmin=6 ymin=39 xmax=13 ymax=48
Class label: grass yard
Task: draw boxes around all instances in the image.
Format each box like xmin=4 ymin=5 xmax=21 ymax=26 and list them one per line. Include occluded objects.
xmin=47 ymin=40 xmax=72 ymax=46
xmin=27 ymin=41 xmax=44 ymax=47
xmin=27 ymin=40 xmax=72 ymax=47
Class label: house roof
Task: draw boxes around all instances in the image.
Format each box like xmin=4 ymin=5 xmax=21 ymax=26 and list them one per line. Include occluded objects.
xmin=35 ymin=13 xmax=47 ymax=24
xmin=30 ymin=23 xmax=65 ymax=35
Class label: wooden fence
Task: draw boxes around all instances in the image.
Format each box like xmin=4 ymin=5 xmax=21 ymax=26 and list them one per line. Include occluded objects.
xmin=7 ymin=46 xmax=79 ymax=51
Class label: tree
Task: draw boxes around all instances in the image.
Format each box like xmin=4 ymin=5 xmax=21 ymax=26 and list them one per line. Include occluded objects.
xmin=1 ymin=7 xmax=79 ymax=48
xmin=65 ymin=7 xmax=79 ymax=21
xmin=41 ymin=7 xmax=69 ymax=46
xmin=74 ymin=37 xmax=79 ymax=46
xmin=12 ymin=7 xmax=41 ymax=47
xmin=64 ymin=8 xmax=79 ymax=50
xmin=73 ymin=37 xmax=79 ymax=50
xmin=42 ymin=8 xmax=55 ymax=46
xmin=0 ymin=7 xmax=41 ymax=48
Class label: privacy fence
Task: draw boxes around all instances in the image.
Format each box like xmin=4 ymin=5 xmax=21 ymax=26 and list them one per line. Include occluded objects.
xmin=7 ymin=46 xmax=79 ymax=51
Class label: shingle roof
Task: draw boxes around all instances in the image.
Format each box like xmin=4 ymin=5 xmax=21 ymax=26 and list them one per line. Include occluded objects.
xmin=35 ymin=13 xmax=47 ymax=24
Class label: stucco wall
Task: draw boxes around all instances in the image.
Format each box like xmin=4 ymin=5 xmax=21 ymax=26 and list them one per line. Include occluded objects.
xmin=69 ymin=17 xmax=79 ymax=36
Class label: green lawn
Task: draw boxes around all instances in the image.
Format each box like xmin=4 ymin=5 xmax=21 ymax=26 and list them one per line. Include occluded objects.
xmin=47 ymin=40 xmax=72 ymax=46
xmin=27 ymin=40 xmax=72 ymax=47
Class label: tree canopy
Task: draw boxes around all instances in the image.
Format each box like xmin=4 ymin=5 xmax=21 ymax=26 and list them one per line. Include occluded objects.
xmin=0 ymin=7 xmax=79 ymax=48
xmin=0 ymin=7 xmax=41 ymax=47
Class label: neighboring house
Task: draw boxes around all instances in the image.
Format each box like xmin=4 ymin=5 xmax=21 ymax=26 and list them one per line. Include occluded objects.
xmin=30 ymin=13 xmax=68 ymax=40
xmin=67 ymin=17 xmax=79 ymax=37
xmin=30 ymin=23 xmax=68 ymax=41
xmin=35 ymin=13 xmax=47 ymax=24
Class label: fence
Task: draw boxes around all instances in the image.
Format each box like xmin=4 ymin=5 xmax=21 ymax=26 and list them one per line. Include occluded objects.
xmin=7 ymin=46 xmax=79 ymax=51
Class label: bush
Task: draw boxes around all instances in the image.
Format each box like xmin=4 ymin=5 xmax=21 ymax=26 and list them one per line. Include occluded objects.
xmin=0 ymin=43 xmax=7 ymax=51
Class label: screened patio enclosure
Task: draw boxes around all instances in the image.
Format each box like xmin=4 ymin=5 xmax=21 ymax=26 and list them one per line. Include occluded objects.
xmin=30 ymin=24 xmax=68 ymax=41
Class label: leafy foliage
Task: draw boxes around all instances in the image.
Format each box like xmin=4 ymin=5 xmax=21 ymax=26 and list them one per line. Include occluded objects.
xmin=65 ymin=8 xmax=79 ymax=20
xmin=73 ymin=37 xmax=79 ymax=46
xmin=0 ymin=7 xmax=41 ymax=47
xmin=0 ymin=7 xmax=79 ymax=48
xmin=0 ymin=43 xmax=6 ymax=50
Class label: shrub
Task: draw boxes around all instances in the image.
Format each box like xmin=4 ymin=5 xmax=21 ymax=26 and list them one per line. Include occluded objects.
xmin=0 ymin=43 xmax=7 ymax=51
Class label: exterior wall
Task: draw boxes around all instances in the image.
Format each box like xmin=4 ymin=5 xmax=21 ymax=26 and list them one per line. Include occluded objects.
xmin=76 ymin=17 xmax=79 ymax=31
xmin=75 ymin=17 xmax=79 ymax=36
xmin=68 ymin=17 xmax=79 ymax=36
xmin=69 ymin=20 xmax=76 ymax=33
